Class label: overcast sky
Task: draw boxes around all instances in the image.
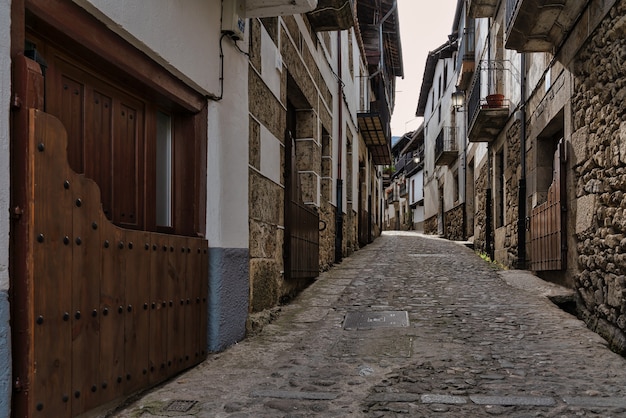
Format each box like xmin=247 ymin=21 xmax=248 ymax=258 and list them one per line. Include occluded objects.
xmin=390 ymin=0 xmax=458 ymax=136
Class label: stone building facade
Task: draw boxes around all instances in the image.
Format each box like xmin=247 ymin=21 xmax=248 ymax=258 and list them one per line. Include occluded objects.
xmin=437 ymin=0 xmax=626 ymax=352
xmin=246 ymin=3 xmax=403 ymax=323
xmin=571 ymin=0 xmax=626 ymax=353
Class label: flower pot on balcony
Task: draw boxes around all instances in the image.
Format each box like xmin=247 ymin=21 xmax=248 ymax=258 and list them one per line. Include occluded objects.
xmin=485 ymin=93 xmax=505 ymax=108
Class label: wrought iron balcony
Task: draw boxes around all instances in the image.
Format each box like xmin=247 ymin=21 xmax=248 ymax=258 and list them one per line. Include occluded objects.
xmin=467 ymin=61 xmax=512 ymax=143
xmin=505 ymin=0 xmax=586 ymax=52
xmin=307 ymin=0 xmax=353 ymax=32
xmin=358 ymin=79 xmax=392 ymax=165
xmin=468 ymin=0 xmax=499 ymax=18
xmin=434 ymin=127 xmax=459 ymax=166
xmin=247 ymin=0 xmax=318 ymax=17
xmin=456 ymin=25 xmax=476 ymax=91
xmin=399 ymin=181 xmax=407 ymax=197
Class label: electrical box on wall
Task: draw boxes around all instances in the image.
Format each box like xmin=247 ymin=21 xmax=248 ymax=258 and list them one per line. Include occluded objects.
xmin=222 ymin=0 xmax=246 ymax=41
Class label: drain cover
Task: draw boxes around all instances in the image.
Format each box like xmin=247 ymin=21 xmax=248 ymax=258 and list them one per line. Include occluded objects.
xmin=343 ymin=311 xmax=409 ymax=330
xmin=163 ymin=400 xmax=198 ymax=412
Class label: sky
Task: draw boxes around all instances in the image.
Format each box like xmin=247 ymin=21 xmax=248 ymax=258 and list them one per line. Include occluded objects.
xmin=390 ymin=1 xmax=459 ymax=137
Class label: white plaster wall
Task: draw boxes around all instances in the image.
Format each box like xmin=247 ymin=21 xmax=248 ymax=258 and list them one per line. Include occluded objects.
xmin=259 ymin=124 xmax=282 ymax=186
xmin=409 ymin=171 xmax=424 ymax=204
xmin=75 ymin=0 xmax=221 ymax=96
xmin=206 ymin=34 xmax=250 ymax=249
xmin=424 ymin=177 xmax=438 ymax=220
xmin=0 ymin=0 xmax=10 ymax=292
xmin=260 ymin=24 xmax=282 ymax=100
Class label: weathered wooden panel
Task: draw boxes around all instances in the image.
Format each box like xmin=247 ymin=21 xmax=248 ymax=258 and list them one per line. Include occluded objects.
xmin=167 ymin=235 xmax=187 ymax=374
xmin=99 ymin=226 xmax=126 ymax=404
xmin=32 ymin=110 xmax=73 ymax=417
xmin=149 ymin=234 xmax=170 ymax=384
xmin=71 ymin=174 xmax=102 ymax=414
xmin=85 ymin=90 xmax=113 ymax=220
xmin=123 ymin=230 xmax=151 ymax=394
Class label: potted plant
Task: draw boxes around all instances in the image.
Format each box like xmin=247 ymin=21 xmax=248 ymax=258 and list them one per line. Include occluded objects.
xmin=485 ymin=93 xmax=505 ymax=108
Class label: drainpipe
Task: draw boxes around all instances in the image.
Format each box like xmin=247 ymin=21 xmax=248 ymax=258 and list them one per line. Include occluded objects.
xmin=486 ymin=144 xmax=493 ymax=260
xmin=517 ymin=53 xmax=527 ymax=269
xmin=335 ymin=31 xmax=343 ymax=263
xmin=485 ymin=17 xmax=493 ymax=259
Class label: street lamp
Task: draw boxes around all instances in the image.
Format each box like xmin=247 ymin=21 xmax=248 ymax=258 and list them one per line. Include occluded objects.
xmin=451 ymin=89 xmax=465 ymax=111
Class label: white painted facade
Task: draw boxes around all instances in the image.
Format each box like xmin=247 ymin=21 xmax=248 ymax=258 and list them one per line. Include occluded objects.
xmin=423 ymin=54 xmax=461 ymax=224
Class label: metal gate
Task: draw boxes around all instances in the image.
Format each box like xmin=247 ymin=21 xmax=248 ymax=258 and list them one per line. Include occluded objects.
xmin=284 ymin=131 xmax=319 ymax=280
xmin=530 ymin=140 xmax=566 ymax=270
xmin=11 ymin=57 xmax=208 ymax=417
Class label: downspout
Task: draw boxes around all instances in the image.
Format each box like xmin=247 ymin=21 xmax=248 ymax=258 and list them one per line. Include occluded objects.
xmin=517 ymin=53 xmax=527 ymax=268
xmin=486 ymin=145 xmax=493 ymax=260
xmin=335 ymin=31 xmax=344 ymax=263
xmin=485 ymin=18 xmax=493 ymax=259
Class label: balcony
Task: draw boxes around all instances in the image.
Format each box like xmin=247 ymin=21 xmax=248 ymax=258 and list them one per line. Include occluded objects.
xmin=467 ymin=61 xmax=512 ymax=143
xmin=307 ymin=0 xmax=353 ymax=32
xmin=505 ymin=0 xmax=586 ymax=52
xmin=358 ymin=79 xmax=392 ymax=165
xmin=456 ymin=25 xmax=476 ymax=91
xmin=246 ymin=0 xmax=318 ymax=17
xmin=399 ymin=181 xmax=407 ymax=197
xmin=434 ymin=127 xmax=459 ymax=166
xmin=405 ymin=148 xmax=424 ymax=177
xmin=468 ymin=0 xmax=499 ymax=18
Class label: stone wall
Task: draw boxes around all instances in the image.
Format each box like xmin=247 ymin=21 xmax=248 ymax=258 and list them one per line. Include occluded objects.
xmin=319 ymin=198 xmax=336 ymax=270
xmin=424 ymin=214 xmax=437 ymax=235
xmin=248 ymin=17 xmax=328 ymax=315
xmin=474 ymin=162 xmax=489 ymax=254
xmin=571 ymin=0 xmax=626 ymax=353
xmin=444 ymin=203 xmax=465 ymax=241
xmin=502 ymin=121 xmax=521 ymax=267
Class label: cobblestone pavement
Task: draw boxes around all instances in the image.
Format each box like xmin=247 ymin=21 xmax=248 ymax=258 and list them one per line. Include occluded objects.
xmin=109 ymin=232 xmax=626 ymax=417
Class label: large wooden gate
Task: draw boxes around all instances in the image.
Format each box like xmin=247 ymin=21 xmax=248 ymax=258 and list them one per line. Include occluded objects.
xmin=11 ymin=57 xmax=208 ymax=417
xmin=530 ymin=140 xmax=566 ymax=271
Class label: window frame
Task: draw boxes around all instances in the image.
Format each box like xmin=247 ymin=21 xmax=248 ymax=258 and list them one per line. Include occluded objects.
xmin=25 ymin=2 xmax=207 ymax=236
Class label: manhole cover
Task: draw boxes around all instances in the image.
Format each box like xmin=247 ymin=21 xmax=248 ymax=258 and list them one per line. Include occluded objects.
xmin=163 ymin=400 xmax=198 ymax=412
xmin=343 ymin=311 xmax=409 ymax=330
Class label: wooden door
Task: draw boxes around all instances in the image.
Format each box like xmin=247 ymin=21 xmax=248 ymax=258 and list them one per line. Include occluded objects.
xmin=10 ymin=55 xmax=208 ymax=418
xmin=530 ymin=140 xmax=566 ymax=270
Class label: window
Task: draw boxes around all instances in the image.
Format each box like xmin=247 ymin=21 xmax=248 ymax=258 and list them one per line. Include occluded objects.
xmin=453 ymin=169 xmax=459 ymax=203
xmin=27 ymin=22 xmax=206 ymax=236
xmin=438 ymin=75 xmax=442 ymax=98
xmin=495 ymin=150 xmax=505 ymax=228
xmin=156 ymin=111 xmax=173 ymax=228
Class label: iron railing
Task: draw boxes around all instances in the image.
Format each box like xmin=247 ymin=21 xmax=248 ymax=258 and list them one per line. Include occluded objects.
xmin=435 ymin=127 xmax=458 ymax=161
xmin=506 ymin=0 xmax=521 ymax=32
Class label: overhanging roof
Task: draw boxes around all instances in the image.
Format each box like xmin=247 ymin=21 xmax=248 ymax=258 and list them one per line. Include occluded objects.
xmin=356 ymin=0 xmax=403 ymax=78
xmin=358 ymin=112 xmax=392 ymax=165
xmin=416 ymin=38 xmax=458 ymax=116
xmin=400 ymin=124 xmax=424 ymax=155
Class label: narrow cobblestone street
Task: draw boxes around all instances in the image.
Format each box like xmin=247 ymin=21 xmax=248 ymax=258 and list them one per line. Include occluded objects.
xmin=111 ymin=232 xmax=626 ymax=417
